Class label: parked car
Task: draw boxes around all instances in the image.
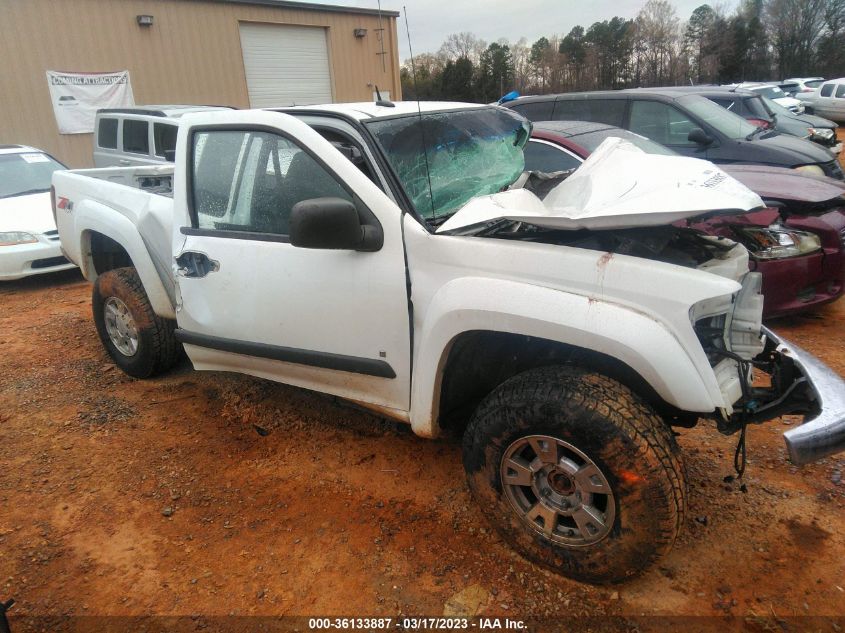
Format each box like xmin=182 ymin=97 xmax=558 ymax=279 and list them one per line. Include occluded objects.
xmin=93 ymin=105 xmax=232 ymax=167
xmin=0 ymin=145 xmax=76 ymax=280
xmin=663 ymin=86 xmax=840 ymax=154
xmin=524 ymin=120 xmax=845 ymax=318
xmin=796 ymin=78 xmax=845 ymax=122
xmin=504 ymin=89 xmax=844 ymax=180
xmin=54 ymin=102 xmax=845 ymax=583
xmin=736 ymin=82 xmax=805 ymax=114
xmin=784 ymin=77 xmax=826 ymax=95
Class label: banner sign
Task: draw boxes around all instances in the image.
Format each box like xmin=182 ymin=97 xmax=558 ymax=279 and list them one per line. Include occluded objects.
xmin=46 ymin=71 xmax=135 ymax=134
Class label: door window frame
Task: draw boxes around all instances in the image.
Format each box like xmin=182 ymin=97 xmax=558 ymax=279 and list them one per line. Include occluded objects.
xmin=182 ymin=123 xmax=374 ymax=243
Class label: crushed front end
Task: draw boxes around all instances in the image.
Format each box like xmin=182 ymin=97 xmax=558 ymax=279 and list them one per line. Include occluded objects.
xmin=694 ymin=272 xmax=845 ymax=464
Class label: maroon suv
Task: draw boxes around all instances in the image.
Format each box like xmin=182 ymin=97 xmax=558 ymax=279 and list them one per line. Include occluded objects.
xmin=526 ymin=120 xmax=845 ymax=318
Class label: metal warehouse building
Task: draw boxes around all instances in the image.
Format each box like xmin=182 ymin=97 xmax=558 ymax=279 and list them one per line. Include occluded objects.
xmin=0 ymin=0 xmax=402 ymax=167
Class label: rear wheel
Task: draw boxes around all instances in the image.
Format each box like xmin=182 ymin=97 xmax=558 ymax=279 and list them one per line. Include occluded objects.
xmin=92 ymin=267 xmax=180 ymax=378
xmin=463 ymin=365 xmax=687 ymax=584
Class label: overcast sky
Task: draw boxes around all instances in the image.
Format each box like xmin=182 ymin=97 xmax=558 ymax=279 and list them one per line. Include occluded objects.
xmin=308 ymin=0 xmax=740 ymax=61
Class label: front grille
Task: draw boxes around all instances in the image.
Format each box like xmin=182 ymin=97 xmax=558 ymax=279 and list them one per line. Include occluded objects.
xmin=30 ymin=255 xmax=69 ymax=269
xmin=822 ymin=160 xmax=844 ymax=181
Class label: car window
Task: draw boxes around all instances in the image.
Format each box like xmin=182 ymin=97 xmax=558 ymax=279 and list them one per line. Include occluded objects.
xmin=629 ymin=100 xmax=697 ymax=146
xmin=191 ymin=129 xmax=351 ymax=236
xmin=554 ymin=99 xmax=625 ymax=126
xmin=676 ymin=94 xmax=758 ymax=140
xmin=836 ymin=84 xmax=845 ymax=98
xmin=154 ymin=123 xmax=178 ymax=159
xmin=97 ymin=118 xmax=118 ymax=149
xmin=821 ymin=84 xmax=834 ymax=97
xmin=0 ymin=152 xmax=65 ymax=199
xmin=523 ymin=140 xmax=582 ymax=172
xmin=123 ymin=120 xmax=149 ymax=155
xmin=510 ymin=100 xmax=555 ymax=121
xmin=806 ymin=80 xmax=824 ymax=89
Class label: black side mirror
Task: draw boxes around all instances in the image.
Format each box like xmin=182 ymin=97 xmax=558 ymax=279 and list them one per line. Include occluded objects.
xmin=290 ymin=197 xmax=382 ymax=252
xmin=687 ymin=127 xmax=714 ymax=146
xmin=164 ymin=149 xmax=176 ymax=162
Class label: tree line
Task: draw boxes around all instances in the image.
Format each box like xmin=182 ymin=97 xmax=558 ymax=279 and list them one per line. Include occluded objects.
xmin=400 ymin=0 xmax=845 ymax=102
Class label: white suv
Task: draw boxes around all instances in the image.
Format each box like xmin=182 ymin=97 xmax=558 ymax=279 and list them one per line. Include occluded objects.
xmin=93 ymin=106 xmax=232 ymax=168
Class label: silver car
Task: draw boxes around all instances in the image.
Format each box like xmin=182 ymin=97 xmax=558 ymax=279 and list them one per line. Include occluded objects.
xmin=796 ymin=78 xmax=845 ymax=122
xmin=93 ymin=106 xmax=232 ymax=167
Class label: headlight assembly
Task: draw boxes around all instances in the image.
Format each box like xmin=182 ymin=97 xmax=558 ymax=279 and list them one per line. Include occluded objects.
xmin=734 ymin=225 xmax=821 ymax=260
xmin=808 ymin=127 xmax=835 ymax=141
xmin=0 ymin=231 xmax=38 ymax=246
xmin=794 ymin=164 xmax=825 ymax=177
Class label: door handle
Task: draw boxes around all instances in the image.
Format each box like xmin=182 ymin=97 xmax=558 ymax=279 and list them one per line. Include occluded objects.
xmin=118 ymin=159 xmax=131 ymax=165
xmin=175 ymin=251 xmax=219 ymax=278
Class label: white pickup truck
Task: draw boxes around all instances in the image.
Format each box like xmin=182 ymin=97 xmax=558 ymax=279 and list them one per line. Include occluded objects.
xmin=53 ymin=102 xmax=845 ymax=584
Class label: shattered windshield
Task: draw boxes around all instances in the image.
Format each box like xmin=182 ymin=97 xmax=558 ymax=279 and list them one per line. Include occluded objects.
xmin=365 ymin=107 xmax=530 ymax=221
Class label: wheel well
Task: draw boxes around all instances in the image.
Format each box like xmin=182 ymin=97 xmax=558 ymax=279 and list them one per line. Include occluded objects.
xmin=436 ymin=331 xmax=696 ymax=435
xmin=87 ymin=231 xmax=133 ymax=276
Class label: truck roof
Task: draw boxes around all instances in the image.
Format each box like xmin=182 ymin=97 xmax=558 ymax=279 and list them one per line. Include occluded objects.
xmin=0 ymin=144 xmax=42 ymax=155
xmin=98 ymin=105 xmax=234 ymax=118
xmin=276 ymin=101 xmax=485 ymax=120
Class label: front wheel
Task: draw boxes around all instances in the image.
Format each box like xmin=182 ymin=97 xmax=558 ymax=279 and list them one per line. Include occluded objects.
xmin=92 ymin=267 xmax=180 ymax=378
xmin=463 ymin=365 xmax=687 ymax=584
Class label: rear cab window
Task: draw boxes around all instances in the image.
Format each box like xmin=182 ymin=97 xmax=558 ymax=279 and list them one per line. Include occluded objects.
xmin=836 ymin=85 xmax=845 ymax=98
xmin=821 ymin=84 xmax=834 ymax=97
xmin=123 ymin=119 xmax=150 ymax=155
xmin=97 ymin=118 xmax=118 ymax=149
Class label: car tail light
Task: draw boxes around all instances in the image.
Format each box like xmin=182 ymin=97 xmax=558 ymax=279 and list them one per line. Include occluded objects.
xmin=50 ymin=185 xmax=57 ymax=224
xmin=747 ymin=118 xmax=771 ymax=129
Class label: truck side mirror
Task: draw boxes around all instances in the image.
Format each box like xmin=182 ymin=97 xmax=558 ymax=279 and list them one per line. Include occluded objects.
xmin=290 ymin=197 xmax=382 ymax=252
xmin=687 ymin=127 xmax=714 ymax=146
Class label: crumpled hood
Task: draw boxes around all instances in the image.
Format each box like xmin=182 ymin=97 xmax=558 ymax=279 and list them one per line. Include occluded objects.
xmin=0 ymin=191 xmax=56 ymax=234
xmin=721 ymin=164 xmax=845 ymax=206
xmin=437 ymin=137 xmax=765 ymax=233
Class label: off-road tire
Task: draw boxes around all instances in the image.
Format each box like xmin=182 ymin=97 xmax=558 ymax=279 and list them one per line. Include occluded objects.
xmin=92 ymin=267 xmax=180 ymax=378
xmin=463 ymin=365 xmax=687 ymax=584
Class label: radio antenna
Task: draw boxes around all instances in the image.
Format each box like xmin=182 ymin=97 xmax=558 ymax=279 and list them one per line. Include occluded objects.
xmin=403 ymin=5 xmax=435 ymax=219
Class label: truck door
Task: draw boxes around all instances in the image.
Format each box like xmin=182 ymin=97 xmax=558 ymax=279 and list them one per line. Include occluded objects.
xmin=171 ymin=110 xmax=411 ymax=413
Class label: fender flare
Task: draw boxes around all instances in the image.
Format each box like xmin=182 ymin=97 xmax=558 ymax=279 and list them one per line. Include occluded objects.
xmin=409 ymin=277 xmax=724 ymax=437
xmin=74 ymin=200 xmax=176 ymax=319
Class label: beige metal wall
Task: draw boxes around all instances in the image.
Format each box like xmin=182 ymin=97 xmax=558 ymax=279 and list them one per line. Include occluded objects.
xmin=0 ymin=0 xmax=402 ymax=167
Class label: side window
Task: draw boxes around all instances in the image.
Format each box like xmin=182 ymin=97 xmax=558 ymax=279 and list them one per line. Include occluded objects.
xmin=523 ymin=140 xmax=582 ymax=173
xmin=154 ymin=123 xmax=178 ymax=159
xmin=836 ymin=84 xmax=845 ymax=98
xmin=97 ymin=118 xmax=118 ymax=149
xmin=554 ymin=99 xmax=624 ymax=126
xmin=191 ymin=130 xmax=351 ymax=237
xmin=629 ymin=101 xmax=696 ymax=146
xmin=820 ymin=83 xmax=834 ymax=97
xmin=510 ymin=100 xmax=555 ymax=122
xmin=123 ymin=120 xmax=150 ymax=154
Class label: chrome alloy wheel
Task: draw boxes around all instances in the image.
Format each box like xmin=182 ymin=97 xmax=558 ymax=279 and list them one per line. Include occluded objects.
xmin=500 ymin=435 xmax=616 ymax=546
xmin=103 ymin=296 xmax=139 ymax=357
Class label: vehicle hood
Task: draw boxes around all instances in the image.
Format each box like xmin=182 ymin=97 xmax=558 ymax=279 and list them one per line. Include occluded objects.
xmin=753 ymin=131 xmax=837 ymax=164
xmin=721 ymin=164 xmax=845 ymax=206
xmin=774 ymin=96 xmax=802 ymax=108
xmin=789 ymin=112 xmax=837 ymax=128
xmin=0 ymin=191 xmax=56 ymax=234
xmin=437 ymin=137 xmax=764 ymax=233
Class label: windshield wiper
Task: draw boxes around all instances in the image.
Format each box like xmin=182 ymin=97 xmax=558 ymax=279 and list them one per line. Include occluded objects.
xmin=745 ymin=126 xmax=766 ymax=141
xmin=1 ymin=187 xmax=50 ymax=199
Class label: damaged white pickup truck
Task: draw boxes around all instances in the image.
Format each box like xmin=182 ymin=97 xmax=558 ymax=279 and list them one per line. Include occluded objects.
xmin=53 ymin=103 xmax=845 ymax=583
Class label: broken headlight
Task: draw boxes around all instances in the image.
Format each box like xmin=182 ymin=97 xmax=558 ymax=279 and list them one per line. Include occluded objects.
xmin=808 ymin=127 xmax=835 ymax=142
xmin=734 ymin=225 xmax=821 ymax=260
xmin=0 ymin=231 xmax=38 ymax=246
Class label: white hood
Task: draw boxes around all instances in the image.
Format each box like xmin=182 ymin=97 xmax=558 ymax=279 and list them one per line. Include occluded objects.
xmin=0 ymin=191 xmax=57 ymax=234
xmin=437 ymin=137 xmax=765 ymax=233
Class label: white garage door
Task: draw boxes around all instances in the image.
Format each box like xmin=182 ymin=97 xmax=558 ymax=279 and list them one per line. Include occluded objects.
xmin=239 ymin=22 xmax=333 ymax=107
